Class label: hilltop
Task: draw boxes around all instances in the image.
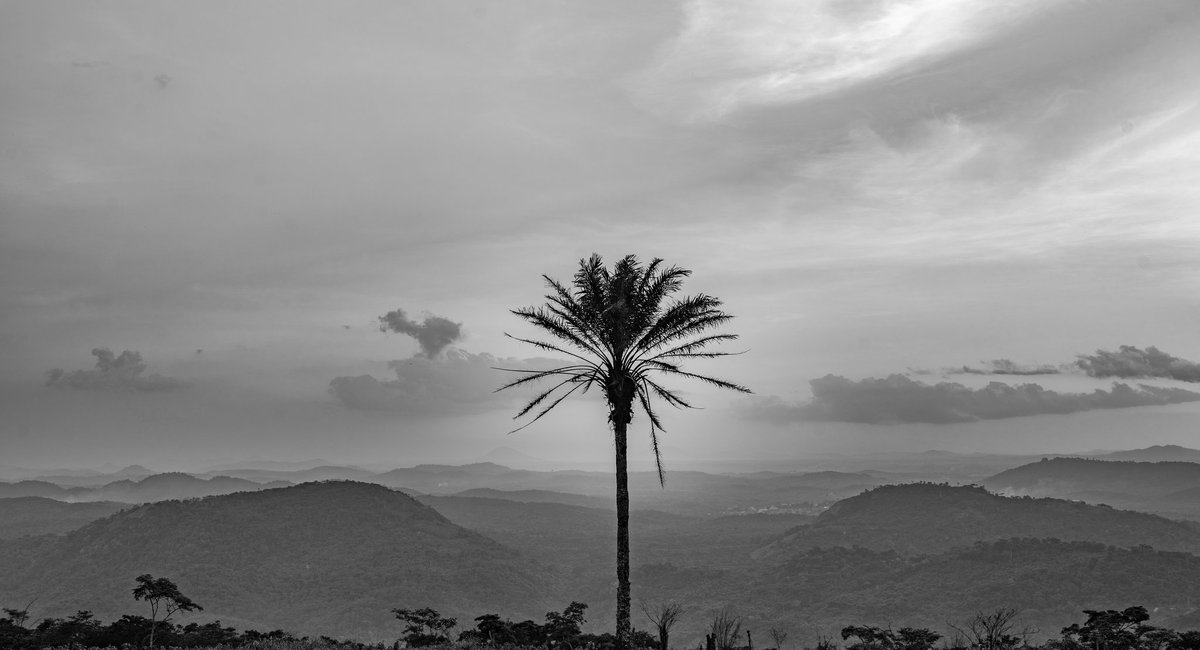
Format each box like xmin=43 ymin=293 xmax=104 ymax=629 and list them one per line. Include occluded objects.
xmin=984 ymin=457 xmax=1200 ymax=497
xmin=1100 ymin=445 xmax=1200 ymax=463
xmin=0 ymin=481 xmax=553 ymax=640
xmin=753 ymin=483 xmax=1200 ymax=560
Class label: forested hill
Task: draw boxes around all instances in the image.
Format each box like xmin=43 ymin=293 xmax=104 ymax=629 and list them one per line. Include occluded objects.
xmin=753 ymin=483 xmax=1200 ymax=559
xmin=983 ymin=457 xmax=1200 ymax=497
xmin=0 ymin=481 xmax=554 ymax=641
xmin=742 ymin=538 xmax=1200 ymax=640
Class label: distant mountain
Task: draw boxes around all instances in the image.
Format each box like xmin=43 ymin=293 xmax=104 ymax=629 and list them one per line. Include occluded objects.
xmin=0 ymin=480 xmax=69 ymax=499
xmin=25 ymin=465 xmax=156 ymax=488
xmin=753 ymin=483 xmax=1200 ymax=560
xmin=451 ymin=488 xmax=613 ymax=510
xmin=373 ymin=464 xmax=863 ymax=515
xmin=110 ymin=464 xmax=155 ymax=478
xmin=1100 ymin=445 xmax=1200 ymax=463
xmin=0 ymin=497 xmax=126 ymax=538
xmin=65 ymin=472 xmax=290 ymax=503
xmin=982 ymin=457 xmax=1200 ymax=498
xmin=476 ymin=446 xmax=546 ymax=467
xmin=0 ymin=481 xmax=553 ymax=640
xmin=202 ymin=459 xmax=336 ymax=472
xmin=204 ymin=465 xmax=376 ymax=483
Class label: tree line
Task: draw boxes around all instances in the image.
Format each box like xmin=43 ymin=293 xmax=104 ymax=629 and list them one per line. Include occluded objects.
xmin=6 ymin=574 xmax=1200 ymax=650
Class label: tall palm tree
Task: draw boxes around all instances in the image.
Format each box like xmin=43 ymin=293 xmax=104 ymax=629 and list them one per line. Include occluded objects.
xmin=497 ymin=254 xmax=750 ymax=650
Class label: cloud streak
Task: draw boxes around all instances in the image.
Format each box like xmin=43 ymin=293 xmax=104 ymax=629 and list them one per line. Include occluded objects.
xmin=953 ymin=359 xmax=1063 ymax=376
xmin=742 ymin=374 xmax=1200 ymax=425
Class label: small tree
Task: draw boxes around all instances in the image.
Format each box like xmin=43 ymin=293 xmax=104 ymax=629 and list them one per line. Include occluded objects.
xmin=2 ymin=607 xmax=30 ymax=629
xmin=769 ymin=627 xmax=789 ymax=650
xmin=131 ymin=574 xmax=202 ymax=648
xmin=642 ymin=601 xmax=685 ymax=650
xmin=842 ymin=625 xmax=941 ymax=650
xmin=546 ymin=602 xmax=589 ymax=650
xmin=393 ymin=607 xmax=458 ymax=647
xmin=1060 ymin=607 xmax=1157 ymax=650
xmin=950 ymin=609 xmax=1023 ymax=650
xmin=710 ymin=607 xmax=744 ymax=650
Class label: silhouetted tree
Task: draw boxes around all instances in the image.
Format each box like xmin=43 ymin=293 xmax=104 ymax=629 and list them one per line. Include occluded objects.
xmin=393 ymin=607 xmax=457 ymax=647
xmin=709 ymin=607 xmax=744 ymax=650
xmin=1059 ymin=607 xmax=1161 ymax=650
xmin=950 ymin=608 xmax=1024 ymax=650
xmin=499 ymin=254 xmax=749 ymax=649
xmin=842 ymin=625 xmax=941 ymax=650
xmin=546 ymin=602 xmax=589 ymax=650
xmin=131 ymin=574 xmax=201 ymax=648
xmin=769 ymin=627 xmax=789 ymax=650
xmin=642 ymin=601 xmax=685 ymax=650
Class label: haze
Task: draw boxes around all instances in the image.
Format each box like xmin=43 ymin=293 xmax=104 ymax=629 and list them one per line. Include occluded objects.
xmin=2 ymin=1 xmax=1199 ymax=472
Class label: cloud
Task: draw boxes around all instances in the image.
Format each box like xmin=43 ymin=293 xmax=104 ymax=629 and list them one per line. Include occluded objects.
xmin=632 ymin=0 xmax=1051 ymax=121
xmin=378 ymin=308 xmax=464 ymax=359
xmin=328 ymin=349 xmax=563 ymax=415
xmin=953 ymin=359 xmax=1063 ymax=376
xmin=741 ymin=374 xmax=1200 ymax=425
xmin=1076 ymin=345 xmax=1200 ymax=383
xmin=45 ymin=348 xmax=187 ymax=392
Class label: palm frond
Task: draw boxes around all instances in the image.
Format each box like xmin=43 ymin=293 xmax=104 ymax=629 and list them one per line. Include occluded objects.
xmin=513 ymin=306 xmax=606 ymax=362
xmin=642 ymin=360 xmax=752 ymax=394
xmin=492 ymin=364 xmax=597 ymax=393
xmin=502 ymin=332 xmax=605 ymax=370
xmin=508 ymin=379 xmax=592 ymax=434
xmin=632 ymin=295 xmax=730 ymax=355
xmin=630 ymin=333 xmax=741 ymax=367
xmin=641 ymin=377 xmax=694 ymax=410
xmin=636 ymin=384 xmax=667 ymax=487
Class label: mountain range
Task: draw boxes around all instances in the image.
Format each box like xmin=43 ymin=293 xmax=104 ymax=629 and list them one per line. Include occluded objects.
xmin=7 ymin=449 xmax=1200 ymax=643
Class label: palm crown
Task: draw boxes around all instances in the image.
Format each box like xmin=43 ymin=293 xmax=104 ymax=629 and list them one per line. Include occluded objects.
xmin=497 ymin=253 xmax=750 ymax=483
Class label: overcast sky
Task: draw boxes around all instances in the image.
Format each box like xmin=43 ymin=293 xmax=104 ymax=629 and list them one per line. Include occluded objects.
xmin=3 ymin=0 xmax=1200 ymax=470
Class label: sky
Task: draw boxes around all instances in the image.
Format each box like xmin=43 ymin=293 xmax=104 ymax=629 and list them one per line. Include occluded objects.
xmin=2 ymin=0 xmax=1200 ymax=471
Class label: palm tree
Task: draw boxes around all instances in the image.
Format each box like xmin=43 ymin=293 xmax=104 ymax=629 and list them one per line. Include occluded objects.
xmin=497 ymin=253 xmax=749 ymax=650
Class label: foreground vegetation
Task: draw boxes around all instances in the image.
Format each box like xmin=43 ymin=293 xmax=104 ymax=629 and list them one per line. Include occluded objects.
xmin=7 ymin=579 xmax=1200 ymax=650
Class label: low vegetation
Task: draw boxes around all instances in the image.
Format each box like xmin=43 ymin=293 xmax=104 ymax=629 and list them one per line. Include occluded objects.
xmin=6 ymin=585 xmax=1200 ymax=650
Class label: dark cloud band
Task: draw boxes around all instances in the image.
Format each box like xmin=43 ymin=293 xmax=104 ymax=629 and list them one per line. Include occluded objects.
xmin=743 ymin=374 xmax=1200 ymax=425
xmin=1077 ymin=345 xmax=1200 ymax=383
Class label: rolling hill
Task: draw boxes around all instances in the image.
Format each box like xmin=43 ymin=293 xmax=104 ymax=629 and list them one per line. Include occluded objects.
xmin=981 ymin=457 xmax=1200 ymax=520
xmin=0 ymin=497 xmax=126 ymax=538
xmin=753 ymin=483 xmax=1200 ymax=560
xmin=0 ymin=481 xmax=554 ymax=640
xmin=983 ymin=457 xmax=1200 ymax=497
xmin=0 ymin=480 xmax=70 ymax=499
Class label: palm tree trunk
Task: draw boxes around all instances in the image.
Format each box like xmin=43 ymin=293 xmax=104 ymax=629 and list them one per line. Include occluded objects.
xmin=614 ymin=418 xmax=632 ymax=650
